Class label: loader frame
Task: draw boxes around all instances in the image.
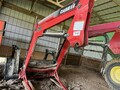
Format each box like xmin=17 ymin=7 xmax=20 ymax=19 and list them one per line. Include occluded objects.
xmin=19 ymin=0 xmax=94 ymax=90
xmin=12 ymin=0 xmax=120 ymax=90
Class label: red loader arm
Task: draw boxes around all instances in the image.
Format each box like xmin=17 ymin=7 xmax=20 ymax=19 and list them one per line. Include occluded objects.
xmin=19 ymin=0 xmax=94 ymax=90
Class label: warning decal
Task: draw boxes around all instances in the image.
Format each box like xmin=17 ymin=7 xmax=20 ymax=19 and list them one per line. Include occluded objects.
xmin=73 ymin=21 xmax=84 ymax=31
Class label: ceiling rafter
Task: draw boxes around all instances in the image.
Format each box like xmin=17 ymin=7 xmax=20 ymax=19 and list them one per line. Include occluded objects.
xmin=29 ymin=0 xmax=38 ymax=13
xmin=47 ymin=0 xmax=65 ymax=8
xmin=112 ymin=0 xmax=120 ymax=6
xmin=2 ymin=1 xmax=44 ymax=19
xmin=90 ymin=0 xmax=120 ymax=25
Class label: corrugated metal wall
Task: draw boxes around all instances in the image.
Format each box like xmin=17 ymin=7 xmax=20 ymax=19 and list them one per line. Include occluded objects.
xmin=0 ymin=0 xmax=61 ymax=52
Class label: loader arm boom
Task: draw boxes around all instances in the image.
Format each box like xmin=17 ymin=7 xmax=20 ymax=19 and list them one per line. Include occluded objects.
xmin=22 ymin=0 xmax=94 ymax=70
xmin=19 ymin=0 xmax=94 ymax=90
xmin=88 ymin=21 xmax=120 ymax=54
xmin=88 ymin=21 xmax=120 ymax=38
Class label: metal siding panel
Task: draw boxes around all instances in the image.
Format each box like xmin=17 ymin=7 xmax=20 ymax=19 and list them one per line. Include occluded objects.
xmin=18 ymin=12 xmax=23 ymax=20
xmin=4 ymin=15 xmax=9 ymax=22
xmin=14 ymin=11 xmax=19 ymax=18
xmin=1 ymin=2 xmax=61 ymax=52
xmin=0 ymin=14 xmax=5 ymax=20
xmin=11 ymin=25 xmax=16 ymax=32
xmin=22 ymin=14 xmax=27 ymax=21
xmin=3 ymin=38 xmax=9 ymax=45
xmin=28 ymin=23 xmax=33 ymax=30
xmin=13 ymin=18 xmax=17 ymax=25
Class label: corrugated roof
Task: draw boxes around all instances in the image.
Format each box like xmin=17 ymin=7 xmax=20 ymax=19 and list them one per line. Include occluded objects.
xmin=4 ymin=0 xmax=119 ymax=27
xmin=46 ymin=0 xmax=120 ymax=25
xmin=91 ymin=0 xmax=120 ymax=25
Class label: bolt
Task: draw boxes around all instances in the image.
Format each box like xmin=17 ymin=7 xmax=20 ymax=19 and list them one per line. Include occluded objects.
xmin=78 ymin=4 xmax=82 ymax=9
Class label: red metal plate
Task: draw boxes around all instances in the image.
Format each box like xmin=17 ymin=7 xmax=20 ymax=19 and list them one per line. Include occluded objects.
xmin=0 ymin=20 xmax=5 ymax=30
xmin=109 ymin=32 xmax=120 ymax=54
xmin=0 ymin=20 xmax=6 ymax=44
xmin=88 ymin=21 xmax=120 ymax=37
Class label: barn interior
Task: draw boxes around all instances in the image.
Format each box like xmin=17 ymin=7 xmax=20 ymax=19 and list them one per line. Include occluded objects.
xmin=0 ymin=0 xmax=120 ymax=90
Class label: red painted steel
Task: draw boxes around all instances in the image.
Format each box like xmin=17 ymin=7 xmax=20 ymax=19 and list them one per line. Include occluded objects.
xmin=0 ymin=21 xmax=5 ymax=30
xmin=19 ymin=0 xmax=94 ymax=90
xmin=0 ymin=20 xmax=6 ymax=45
xmin=109 ymin=32 xmax=120 ymax=54
xmin=88 ymin=21 xmax=120 ymax=54
xmin=88 ymin=21 xmax=120 ymax=37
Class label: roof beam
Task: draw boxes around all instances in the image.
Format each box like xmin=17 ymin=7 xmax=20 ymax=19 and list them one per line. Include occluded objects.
xmin=112 ymin=0 xmax=120 ymax=6
xmin=29 ymin=0 xmax=38 ymax=13
xmin=2 ymin=1 xmax=44 ymax=19
xmin=0 ymin=0 xmax=4 ymax=10
xmin=47 ymin=0 xmax=65 ymax=8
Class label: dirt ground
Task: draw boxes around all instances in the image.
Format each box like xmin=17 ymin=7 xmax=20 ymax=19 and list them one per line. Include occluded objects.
xmin=0 ymin=65 xmax=110 ymax=90
xmin=32 ymin=65 xmax=110 ymax=90
xmin=60 ymin=65 xmax=109 ymax=90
